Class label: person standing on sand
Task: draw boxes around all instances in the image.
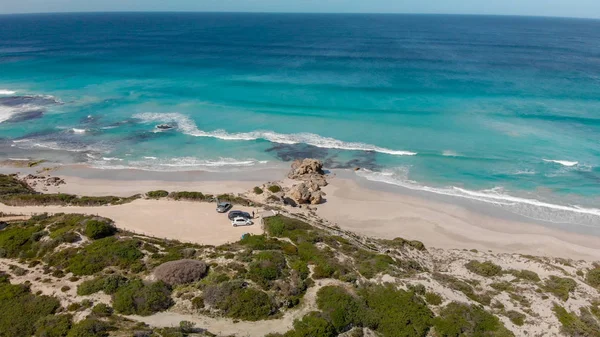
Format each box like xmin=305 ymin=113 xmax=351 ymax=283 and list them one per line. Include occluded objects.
xmin=252 ymin=211 xmax=255 ymax=218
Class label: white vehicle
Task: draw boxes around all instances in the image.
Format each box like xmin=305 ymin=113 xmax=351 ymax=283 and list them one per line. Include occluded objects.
xmin=231 ymin=216 xmax=253 ymax=227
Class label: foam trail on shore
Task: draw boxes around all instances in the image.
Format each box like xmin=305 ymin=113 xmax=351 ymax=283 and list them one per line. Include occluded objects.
xmin=356 ymin=168 xmax=600 ymax=225
xmin=134 ymin=112 xmax=417 ymax=156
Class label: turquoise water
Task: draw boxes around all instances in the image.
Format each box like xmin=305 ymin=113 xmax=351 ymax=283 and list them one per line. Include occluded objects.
xmin=0 ymin=13 xmax=599 ymax=225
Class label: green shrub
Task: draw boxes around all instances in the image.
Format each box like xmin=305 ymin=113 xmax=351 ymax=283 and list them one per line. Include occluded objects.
xmin=359 ymin=284 xmax=433 ymax=337
xmin=267 ymin=185 xmax=281 ymax=193
xmin=0 ymin=281 xmax=61 ymax=337
xmin=204 ymin=281 xmax=273 ymax=321
xmin=84 ymin=220 xmax=117 ymax=240
xmin=434 ymin=302 xmax=514 ymax=337
xmin=510 ymin=269 xmax=540 ymax=282
xmin=553 ymin=304 xmax=600 ymax=336
xmin=64 ymin=237 xmax=143 ymax=275
xmin=91 ymin=303 xmax=113 ymax=317
xmin=247 ymin=251 xmax=286 ymax=288
xmin=357 ymin=254 xmax=395 ymax=279
xmin=112 ymin=279 xmax=173 ymax=316
xmin=285 ymin=312 xmax=336 ymax=337
xmin=0 ymin=174 xmax=35 ymax=196
xmin=253 ymin=187 xmax=264 ymax=195
xmin=34 ymin=314 xmax=73 ymax=337
xmin=506 ymin=310 xmax=526 ymax=326
xmin=0 ymin=223 xmax=44 ymax=258
xmin=544 ymin=276 xmax=577 ymax=301
xmin=465 ymin=260 xmax=503 ymax=277
xmin=239 ymin=234 xmax=281 ymax=251
xmin=66 ymin=319 xmax=110 ymax=337
xmin=586 ymin=268 xmax=600 ymax=288
xmin=169 ymin=191 xmax=206 ymax=201
xmin=424 ymin=292 xmax=443 ymax=305
xmin=147 ymin=190 xmax=169 ymax=198
xmin=317 ymin=286 xmax=363 ymax=333
xmin=77 ymin=275 xmax=128 ymax=296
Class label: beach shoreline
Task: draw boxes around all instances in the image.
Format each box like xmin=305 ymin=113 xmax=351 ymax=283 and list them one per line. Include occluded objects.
xmin=1 ymin=162 xmax=600 ymax=260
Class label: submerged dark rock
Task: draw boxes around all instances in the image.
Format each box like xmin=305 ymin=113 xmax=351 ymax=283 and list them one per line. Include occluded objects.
xmin=4 ymin=109 xmax=44 ymax=123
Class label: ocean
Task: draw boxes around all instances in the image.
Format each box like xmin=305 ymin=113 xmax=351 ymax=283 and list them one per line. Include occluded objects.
xmin=0 ymin=13 xmax=599 ymax=225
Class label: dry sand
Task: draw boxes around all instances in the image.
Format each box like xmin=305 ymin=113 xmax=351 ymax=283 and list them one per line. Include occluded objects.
xmin=1 ymin=166 xmax=599 ymax=260
xmin=0 ymin=199 xmax=263 ymax=246
xmin=318 ymin=177 xmax=600 ymax=261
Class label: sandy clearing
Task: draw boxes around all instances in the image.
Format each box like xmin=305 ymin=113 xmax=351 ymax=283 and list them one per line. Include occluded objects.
xmin=0 ymin=199 xmax=263 ymax=246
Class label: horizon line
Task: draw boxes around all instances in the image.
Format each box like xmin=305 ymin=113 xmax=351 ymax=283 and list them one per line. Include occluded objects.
xmin=0 ymin=10 xmax=599 ymax=21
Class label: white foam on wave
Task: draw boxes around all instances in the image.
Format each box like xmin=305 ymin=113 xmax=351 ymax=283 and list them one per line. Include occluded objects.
xmin=442 ymin=150 xmax=461 ymax=157
xmin=88 ymin=156 xmax=270 ymax=172
xmin=133 ymin=112 xmax=417 ymax=156
xmin=543 ymin=159 xmax=578 ymax=167
xmin=356 ymin=168 xmax=600 ymax=225
xmin=0 ymin=90 xmax=16 ymax=95
xmin=72 ymin=128 xmax=87 ymax=134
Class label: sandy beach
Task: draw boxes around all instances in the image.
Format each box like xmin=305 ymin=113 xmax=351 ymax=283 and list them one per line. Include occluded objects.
xmin=1 ymin=164 xmax=600 ymax=260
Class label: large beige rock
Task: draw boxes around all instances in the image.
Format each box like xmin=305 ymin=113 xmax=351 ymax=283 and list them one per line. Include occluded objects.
xmin=288 ymin=158 xmax=328 ymax=187
xmin=287 ymin=182 xmax=324 ymax=205
xmin=288 ymin=159 xmax=324 ymax=178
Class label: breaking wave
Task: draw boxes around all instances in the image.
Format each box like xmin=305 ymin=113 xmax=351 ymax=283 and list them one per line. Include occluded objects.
xmin=356 ymin=168 xmax=600 ymax=226
xmin=0 ymin=90 xmax=16 ymax=95
xmin=133 ymin=112 xmax=417 ymax=156
xmin=88 ymin=156 xmax=271 ymax=172
xmin=543 ymin=159 xmax=578 ymax=167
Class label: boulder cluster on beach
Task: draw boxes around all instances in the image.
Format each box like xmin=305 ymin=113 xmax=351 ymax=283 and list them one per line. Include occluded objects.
xmin=286 ymin=158 xmax=327 ymax=205
xmin=22 ymin=174 xmax=65 ymax=190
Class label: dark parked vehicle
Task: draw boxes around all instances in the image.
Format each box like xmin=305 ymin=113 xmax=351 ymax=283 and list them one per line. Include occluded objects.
xmin=216 ymin=202 xmax=232 ymax=213
xmin=228 ymin=210 xmax=251 ymax=220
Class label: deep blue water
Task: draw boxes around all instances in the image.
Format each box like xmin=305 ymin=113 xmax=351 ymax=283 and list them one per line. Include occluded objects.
xmin=0 ymin=13 xmax=599 ymax=225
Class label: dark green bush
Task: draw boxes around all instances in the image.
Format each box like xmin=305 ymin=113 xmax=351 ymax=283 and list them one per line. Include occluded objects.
xmin=204 ymin=281 xmax=273 ymax=321
xmin=0 ymin=223 xmax=44 ymax=258
xmin=586 ymin=268 xmax=600 ymax=288
xmin=66 ymin=319 xmax=110 ymax=337
xmin=77 ymin=275 xmax=128 ymax=296
xmin=91 ymin=303 xmax=113 ymax=317
xmin=544 ymin=276 xmax=577 ymax=301
xmin=247 ymin=251 xmax=286 ymax=288
xmin=0 ymin=174 xmax=35 ymax=196
xmin=434 ymin=302 xmax=514 ymax=337
xmin=147 ymin=190 xmax=169 ymax=198
xmin=64 ymin=237 xmax=143 ymax=275
xmin=285 ymin=312 xmax=336 ymax=337
xmin=506 ymin=310 xmax=526 ymax=326
xmin=84 ymin=220 xmax=117 ymax=240
xmin=34 ymin=314 xmax=73 ymax=337
xmin=317 ymin=286 xmax=363 ymax=333
xmin=239 ymin=234 xmax=281 ymax=251
xmin=112 ymin=279 xmax=173 ymax=316
xmin=359 ymin=285 xmax=433 ymax=337
xmin=267 ymin=185 xmax=281 ymax=193
xmin=253 ymin=187 xmax=264 ymax=195
xmin=0 ymin=280 xmax=61 ymax=337
xmin=169 ymin=191 xmax=206 ymax=201
xmin=465 ymin=260 xmax=503 ymax=277
xmin=553 ymin=304 xmax=600 ymax=336
xmin=424 ymin=292 xmax=443 ymax=305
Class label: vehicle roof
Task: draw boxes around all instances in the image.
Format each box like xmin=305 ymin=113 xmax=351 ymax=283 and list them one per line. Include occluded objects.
xmin=217 ymin=202 xmax=231 ymax=206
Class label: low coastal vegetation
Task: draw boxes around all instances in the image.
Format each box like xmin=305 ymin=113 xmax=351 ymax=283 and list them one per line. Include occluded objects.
xmin=0 ymin=174 xmax=140 ymax=206
xmin=1 ymin=173 xmax=600 ymax=336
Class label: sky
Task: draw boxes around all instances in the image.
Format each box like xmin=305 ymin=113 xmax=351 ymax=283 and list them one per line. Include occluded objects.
xmin=0 ymin=0 xmax=599 ymax=19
